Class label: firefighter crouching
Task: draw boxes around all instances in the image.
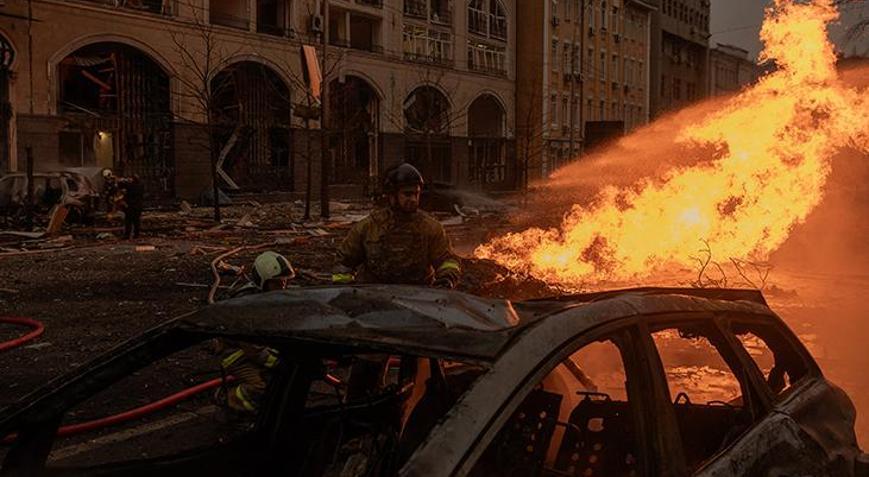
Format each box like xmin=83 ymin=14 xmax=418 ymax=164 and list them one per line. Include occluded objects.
xmin=215 ymin=251 xmax=294 ymax=413
xmin=332 ymin=163 xmax=461 ymax=288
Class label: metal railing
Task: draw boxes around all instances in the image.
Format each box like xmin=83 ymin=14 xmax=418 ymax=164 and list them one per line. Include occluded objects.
xmin=404 ymin=52 xmax=453 ymax=67
xmin=468 ymin=62 xmax=506 ymax=76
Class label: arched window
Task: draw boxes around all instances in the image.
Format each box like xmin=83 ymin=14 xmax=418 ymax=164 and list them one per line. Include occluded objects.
xmin=467 ymin=0 xmax=507 ymax=40
xmin=489 ymin=0 xmax=507 ymax=39
xmin=468 ymin=0 xmax=487 ymax=35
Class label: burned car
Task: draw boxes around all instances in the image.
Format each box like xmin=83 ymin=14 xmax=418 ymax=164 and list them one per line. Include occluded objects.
xmin=1 ymin=287 xmax=866 ymax=476
xmin=0 ymin=171 xmax=100 ymax=224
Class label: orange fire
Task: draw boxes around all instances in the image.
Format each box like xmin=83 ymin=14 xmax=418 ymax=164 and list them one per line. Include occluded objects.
xmin=476 ymin=0 xmax=869 ymax=287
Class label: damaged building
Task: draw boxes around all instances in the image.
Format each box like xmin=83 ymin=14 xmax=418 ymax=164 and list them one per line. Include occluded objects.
xmin=0 ymin=0 xmax=517 ymax=201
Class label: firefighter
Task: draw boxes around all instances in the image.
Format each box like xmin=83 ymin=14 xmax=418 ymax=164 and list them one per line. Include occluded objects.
xmin=101 ymin=169 xmax=122 ymax=216
xmin=118 ymin=175 xmax=144 ymax=239
xmin=226 ymin=251 xmax=296 ymax=298
xmin=332 ymin=163 xmax=461 ymax=288
xmin=216 ymin=251 xmax=294 ymax=413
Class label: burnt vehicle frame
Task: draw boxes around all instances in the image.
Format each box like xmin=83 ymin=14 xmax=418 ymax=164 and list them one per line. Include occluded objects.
xmin=0 ymin=171 xmax=99 ymax=225
xmin=0 ymin=287 xmax=865 ymax=477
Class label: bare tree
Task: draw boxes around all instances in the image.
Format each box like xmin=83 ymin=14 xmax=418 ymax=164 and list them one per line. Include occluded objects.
xmin=169 ymin=8 xmax=243 ymax=222
xmin=383 ymin=65 xmax=472 ymax=184
xmin=269 ymin=22 xmax=345 ymax=221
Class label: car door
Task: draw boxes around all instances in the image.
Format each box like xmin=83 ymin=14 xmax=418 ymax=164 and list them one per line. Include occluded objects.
xmin=452 ymin=321 xmax=667 ymax=477
xmin=0 ymin=329 xmax=283 ymax=477
xmin=703 ymin=314 xmax=860 ymax=476
xmin=640 ymin=313 xmax=834 ymax=476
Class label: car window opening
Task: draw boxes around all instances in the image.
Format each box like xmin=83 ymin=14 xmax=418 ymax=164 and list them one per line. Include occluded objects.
xmin=24 ymin=343 xmax=486 ymax=476
xmin=729 ymin=321 xmax=810 ymax=397
xmin=650 ymin=324 xmax=757 ymax=472
xmin=295 ymin=354 xmax=486 ymax=475
xmin=470 ymin=337 xmax=642 ymax=477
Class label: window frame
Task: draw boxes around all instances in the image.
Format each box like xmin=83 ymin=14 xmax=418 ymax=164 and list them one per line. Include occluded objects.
xmin=462 ymin=320 xmax=660 ymax=477
xmin=638 ymin=312 xmax=778 ymax=474
xmin=719 ymin=313 xmax=820 ymax=405
xmin=0 ymin=330 xmax=289 ymax=475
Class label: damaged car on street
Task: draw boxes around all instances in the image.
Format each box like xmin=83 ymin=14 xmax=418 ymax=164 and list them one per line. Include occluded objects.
xmin=0 ymin=171 xmax=100 ymax=226
xmin=1 ymin=286 xmax=866 ymax=476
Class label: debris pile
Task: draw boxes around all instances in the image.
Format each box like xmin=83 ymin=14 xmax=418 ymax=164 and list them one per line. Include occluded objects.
xmin=460 ymin=258 xmax=562 ymax=301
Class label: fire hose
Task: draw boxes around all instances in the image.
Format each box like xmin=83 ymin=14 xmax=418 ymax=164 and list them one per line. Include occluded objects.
xmin=1 ymin=316 xmax=231 ymax=444
xmin=1 ymin=316 xmax=346 ymax=445
xmin=0 ymin=317 xmax=45 ymax=352
xmin=1 ymin=378 xmax=227 ymax=444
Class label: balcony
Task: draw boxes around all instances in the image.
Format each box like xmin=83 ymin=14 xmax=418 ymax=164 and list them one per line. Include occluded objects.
xmin=468 ymin=62 xmax=506 ymax=76
xmin=356 ymin=0 xmax=382 ymax=6
xmin=404 ymin=52 xmax=453 ymax=67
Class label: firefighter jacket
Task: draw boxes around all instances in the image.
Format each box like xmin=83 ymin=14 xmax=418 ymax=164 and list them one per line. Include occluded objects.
xmin=333 ymin=207 xmax=461 ymax=286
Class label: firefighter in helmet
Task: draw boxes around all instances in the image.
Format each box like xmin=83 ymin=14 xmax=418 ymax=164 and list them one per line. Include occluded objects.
xmin=227 ymin=251 xmax=296 ymax=298
xmin=216 ymin=251 xmax=294 ymax=413
xmin=333 ymin=163 xmax=461 ymax=288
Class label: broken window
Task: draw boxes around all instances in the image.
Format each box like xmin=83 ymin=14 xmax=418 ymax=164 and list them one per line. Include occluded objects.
xmin=402 ymin=25 xmax=452 ymax=64
xmin=468 ymin=95 xmax=507 ymax=187
xmin=42 ymin=340 xmax=271 ymax=470
xmin=257 ymin=0 xmax=286 ymax=36
xmin=650 ymin=322 xmax=758 ymax=471
xmin=470 ymin=331 xmax=643 ymax=477
xmin=211 ymin=62 xmax=293 ymax=191
xmin=729 ymin=320 xmax=810 ymax=398
xmin=467 ymin=41 xmax=506 ymax=74
xmin=292 ymin=354 xmax=485 ymax=474
xmin=328 ymin=76 xmax=380 ymax=187
xmin=58 ymin=43 xmax=173 ymax=198
xmin=210 ymin=0 xmax=249 ymax=29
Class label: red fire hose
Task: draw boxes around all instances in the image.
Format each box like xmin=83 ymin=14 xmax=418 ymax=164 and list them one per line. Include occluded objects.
xmin=1 ymin=316 xmax=345 ymax=445
xmin=1 ymin=316 xmax=229 ymax=444
xmin=0 ymin=317 xmax=45 ymax=352
xmin=1 ymin=377 xmax=227 ymax=444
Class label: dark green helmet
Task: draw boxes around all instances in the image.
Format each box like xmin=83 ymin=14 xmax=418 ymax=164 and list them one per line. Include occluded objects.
xmin=384 ymin=163 xmax=425 ymax=192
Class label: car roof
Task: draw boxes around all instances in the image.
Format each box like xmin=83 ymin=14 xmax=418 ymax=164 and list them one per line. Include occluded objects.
xmin=177 ymin=285 xmax=775 ymax=362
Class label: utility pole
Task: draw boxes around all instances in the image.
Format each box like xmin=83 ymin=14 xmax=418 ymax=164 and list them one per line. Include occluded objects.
xmin=319 ymin=0 xmax=331 ymax=219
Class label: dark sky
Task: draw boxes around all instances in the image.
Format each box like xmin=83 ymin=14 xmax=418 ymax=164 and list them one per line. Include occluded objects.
xmin=711 ymin=0 xmax=869 ymax=60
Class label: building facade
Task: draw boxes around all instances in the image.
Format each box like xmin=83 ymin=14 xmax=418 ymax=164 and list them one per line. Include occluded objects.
xmin=516 ymin=0 xmax=651 ymax=181
xmin=649 ymin=0 xmax=709 ymax=118
xmin=0 ymin=0 xmax=516 ymax=200
xmin=708 ymin=43 xmax=757 ymax=97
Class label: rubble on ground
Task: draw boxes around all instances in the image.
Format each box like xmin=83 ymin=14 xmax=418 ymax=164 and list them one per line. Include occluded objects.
xmin=460 ymin=258 xmax=561 ymax=301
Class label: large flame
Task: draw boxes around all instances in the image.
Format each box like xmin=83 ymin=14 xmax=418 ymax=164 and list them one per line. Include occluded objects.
xmin=476 ymin=0 xmax=869 ymax=287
